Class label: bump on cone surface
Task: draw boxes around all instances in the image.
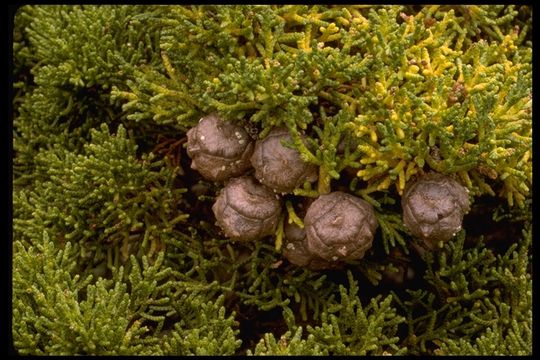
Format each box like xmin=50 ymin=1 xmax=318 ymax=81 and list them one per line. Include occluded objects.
xmin=282 ymin=222 xmax=338 ymax=270
xmin=250 ymin=128 xmax=318 ymax=193
xmin=212 ymin=176 xmax=281 ymax=241
xmin=187 ymin=113 xmax=254 ymax=182
xmin=402 ymin=173 xmax=470 ymax=249
xmin=304 ymin=191 xmax=378 ymax=262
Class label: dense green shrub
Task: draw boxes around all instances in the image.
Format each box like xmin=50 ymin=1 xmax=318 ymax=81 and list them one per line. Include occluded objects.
xmin=12 ymin=5 xmax=531 ymax=355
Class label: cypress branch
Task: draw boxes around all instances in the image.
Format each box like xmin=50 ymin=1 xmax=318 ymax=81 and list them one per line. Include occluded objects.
xmin=13 ymin=5 xmax=531 ymax=355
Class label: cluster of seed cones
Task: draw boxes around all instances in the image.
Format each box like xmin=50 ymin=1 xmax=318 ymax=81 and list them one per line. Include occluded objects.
xmin=186 ymin=114 xmax=470 ymax=270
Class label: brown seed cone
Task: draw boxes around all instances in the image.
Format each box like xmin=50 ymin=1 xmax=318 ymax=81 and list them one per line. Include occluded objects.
xmin=187 ymin=113 xmax=254 ymax=182
xmin=304 ymin=191 xmax=378 ymax=262
xmin=402 ymin=173 xmax=470 ymax=249
xmin=250 ymin=128 xmax=318 ymax=194
xmin=282 ymin=222 xmax=340 ymax=270
xmin=212 ymin=176 xmax=281 ymax=241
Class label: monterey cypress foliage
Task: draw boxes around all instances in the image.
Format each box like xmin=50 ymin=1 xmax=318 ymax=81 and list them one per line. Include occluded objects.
xmin=12 ymin=5 xmax=531 ymax=355
xmin=13 ymin=232 xmax=240 ymax=355
xmin=13 ymin=123 xmax=188 ymax=274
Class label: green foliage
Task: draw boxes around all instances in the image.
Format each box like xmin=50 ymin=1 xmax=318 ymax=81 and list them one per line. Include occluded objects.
xmin=13 ymin=123 xmax=187 ymax=273
xmin=435 ymin=319 xmax=531 ymax=355
xmin=112 ymin=5 xmax=531 ymax=206
xmin=13 ymin=231 xmax=241 ymax=355
xmin=161 ymin=294 xmax=242 ymax=355
xmin=13 ymin=8 xmax=35 ymax=83
xmin=13 ymin=5 xmax=162 ymax=187
xmin=106 ymin=4 xmax=532 ymax=266
xmin=308 ymin=273 xmax=405 ymax=355
xmin=436 ymin=226 xmax=532 ymax=355
xmin=393 ymin=226 xmax=532 ymax=355
xmin=442 ymin=5 xmax=532 ymax=46
xmin=248 ymin=308 xmax=327 ymax=355
xmin=169 ymin=235 xmax=341 ymax=321
xmin=17 ymin=5 xmax=159 ymax=89
xmin=12 ymin=5 xmax=532 ymax=356
xmin=250 ymin=272 xmax=406 ymax=355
